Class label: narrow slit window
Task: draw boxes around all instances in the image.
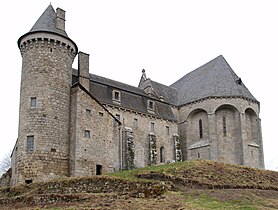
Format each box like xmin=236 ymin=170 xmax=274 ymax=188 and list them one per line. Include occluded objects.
xmin=223 ymin=116 xmax=227 ymax=136
xmin=151 ymin=122 xmax=155 ymax=132
xmin=134 ymin=118 xmax=138 ymax=128
xmin=166 ymin=126 xmax=170 ymax=135
xmin=199 ymin=119 xmax=203 ymax=139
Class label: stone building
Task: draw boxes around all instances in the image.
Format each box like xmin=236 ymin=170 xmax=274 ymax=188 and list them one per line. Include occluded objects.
xmin=9 ymin=5 xmax=264 ymax=186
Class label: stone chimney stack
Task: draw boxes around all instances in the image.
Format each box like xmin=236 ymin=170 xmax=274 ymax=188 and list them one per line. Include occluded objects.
xmin=56 ymin=8 xmax=66 ymax=31
xmin=78 ymin=52 xmax=90 ymax=90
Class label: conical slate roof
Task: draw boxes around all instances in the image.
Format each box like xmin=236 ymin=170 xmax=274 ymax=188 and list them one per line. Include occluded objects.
xmin=30 ymin=4 xmax=67 ymax=37
xmin=170 ymin=55 xmax=258 ymax=105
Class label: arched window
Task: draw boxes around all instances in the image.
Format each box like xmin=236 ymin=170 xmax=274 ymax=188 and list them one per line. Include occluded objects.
xmin=223 ymin=116 xmax=227 ymax=136
xmin=160 ymin=146 xmax=165 ymax=163
xmin=199 ymin=119 xmax=203 ymax=139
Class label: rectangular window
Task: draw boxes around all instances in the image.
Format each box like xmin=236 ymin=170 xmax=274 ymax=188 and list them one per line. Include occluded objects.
xmin=166 ymin=126 xmax=170 ymax=135
xmin=84 ymin=130 xmax=91 ymax=138
xmin=134 ymin=118 xmax=138 ymax=128
xmin=115 ymin=114 xmax=120 ymax=121
xmin=30 ymin=97 xmax=37 ymax=108
xmin=151 ymin=122 xmax=155 ymax=132
xmin=86 ymin=108 xmax=91 ymax=114
xmin=99 ymin=112 xmax=104 ymax=116
xmin=113 ymin=90 xmax=121 ymax=102
xmin=148 ymin=100 xmax=154 ymax=110
xmin=27 ymin=135 xmax=34 ymax=152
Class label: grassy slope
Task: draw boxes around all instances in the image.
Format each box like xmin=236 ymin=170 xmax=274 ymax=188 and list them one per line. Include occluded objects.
xmin=1 ymin=160 xmax=278 ymax=209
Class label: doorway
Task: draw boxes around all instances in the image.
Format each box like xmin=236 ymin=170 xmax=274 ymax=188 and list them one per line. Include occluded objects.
xmin=96 ymin=164 xmax=102 ymax=175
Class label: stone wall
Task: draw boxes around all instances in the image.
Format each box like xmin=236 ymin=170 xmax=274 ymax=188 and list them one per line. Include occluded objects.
xmin=14 ymin=33 xmax=77 ymax=185
xmin=178 ymin=97 xmax=264 ymax=168
xmin=70 ymin=85 xmax=121 ymax=176
xmin=105 ymin=104 xmax=179 ymax=169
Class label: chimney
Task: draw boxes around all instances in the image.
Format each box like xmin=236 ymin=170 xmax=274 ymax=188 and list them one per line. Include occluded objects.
xmin=56 ymin=8 xmax=66 ymax=31
xmin=78 ymin=52 xmax=90 ymax=91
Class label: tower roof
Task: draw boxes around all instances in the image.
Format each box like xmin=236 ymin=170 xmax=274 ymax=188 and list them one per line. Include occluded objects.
xmin=29 ymin=4 xmax=68 ymax=36
xmin=170 ymin=55 xmax=258 ymax=105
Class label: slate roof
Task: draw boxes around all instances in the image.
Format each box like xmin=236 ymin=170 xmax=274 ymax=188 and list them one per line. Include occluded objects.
xmin=171 ymin=55 xmax=258 ymax=105
xmin=88 ymin=74 xmax=177 ymax=121
xmin=29 ymin=4 xmax=68 ymax=37
xmin=72 ymin=55 xmax=258 ymax=121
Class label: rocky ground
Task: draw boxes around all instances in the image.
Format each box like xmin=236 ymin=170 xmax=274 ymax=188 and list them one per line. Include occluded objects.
xmin=1 ymin=160 xmax=278 ymax=209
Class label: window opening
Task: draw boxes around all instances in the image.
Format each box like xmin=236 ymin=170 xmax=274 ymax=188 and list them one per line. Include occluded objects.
xmin=197 ymin=152 xmax=200 ymax=159
xmin=166 ymin=126 xmax=170 ymax=135
xmin=86 ymin=109 xmax=91 ymax=114
xmin=199 ymin=119 xmax=203 ymax=139
xmin=25 ymin=179 xmax=33 ymax=184
xmin=115 ymin=114 xmax=120 ymax=121
xmin=99 ymin=112 xmax=104 ymax=116
xmin=27 ymin=135 xmax=34 ymax=152
xmin=112 ymin=90 xmax=121 ymax=102
xmin=84 ymin=130 xmax=91 ymax=138
xmin=223 ymin=116 xmax=227 ymax=136
xmin=30 ymin=97 xmax=37 ymax=108
xmin=134 ymin=118 xmax=138 ymax=128
xmin=148 ymin=100 xmax=154 ymax=110
xmin=151 ymin=122 xmax=155 ymax=132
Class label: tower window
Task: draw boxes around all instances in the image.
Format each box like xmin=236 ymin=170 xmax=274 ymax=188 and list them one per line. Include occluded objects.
xmin=223 ymin=116 xmax=227 ymax=136
xmin=30 ymin=97 xmax=37 ymax=108
xmin=86 ymin=109 xmax=91 ymax=114
xmin=27 ymin=135 xmax=34 ymax=152
xmin=199 ymin=119 xmax=203 ymax=139
xmin=84 ymin=130 xmax=91 ymax=138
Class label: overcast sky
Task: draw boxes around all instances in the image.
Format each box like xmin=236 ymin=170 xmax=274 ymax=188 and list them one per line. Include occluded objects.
xmin=0 ymin=0 xmax=277 ymax=171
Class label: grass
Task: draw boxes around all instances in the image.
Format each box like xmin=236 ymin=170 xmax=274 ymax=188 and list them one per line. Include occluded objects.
xmin=1 ymin=160 xmax=278 ymax=209
xmin=183 ymin=194 xmax=258 ymax=210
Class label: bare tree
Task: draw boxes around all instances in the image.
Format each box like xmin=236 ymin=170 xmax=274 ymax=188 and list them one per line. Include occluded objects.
xmin=0 ymin=152 xmax=11 ymax=176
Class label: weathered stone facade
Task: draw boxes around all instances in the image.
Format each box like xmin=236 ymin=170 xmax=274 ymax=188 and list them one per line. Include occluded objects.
xmin=7 ymin=5 xmax=264 ymax=186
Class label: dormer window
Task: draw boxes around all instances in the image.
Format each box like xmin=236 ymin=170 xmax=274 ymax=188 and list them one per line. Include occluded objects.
xmin=148 ymin=100 xmax=154 ymax=110
xmin=112 ymin=90 xmax=121 ymax=103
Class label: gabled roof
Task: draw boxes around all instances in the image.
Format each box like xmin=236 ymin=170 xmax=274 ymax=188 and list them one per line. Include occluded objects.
xmin=146 ymin=80 xmax=179 ymax=105
xmin=170 ymin=55 xmax=258 ymax=105
xmin=29 ymin=4 xmax=68 ymax=37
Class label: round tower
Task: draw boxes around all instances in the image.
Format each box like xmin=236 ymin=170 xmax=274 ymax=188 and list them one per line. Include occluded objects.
xmin=14 ymin=5 xmax=78 ymax=184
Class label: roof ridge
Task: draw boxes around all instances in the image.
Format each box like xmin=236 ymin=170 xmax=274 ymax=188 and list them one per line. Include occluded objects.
xmin=170 ymin=55 xmax=223 ymax=88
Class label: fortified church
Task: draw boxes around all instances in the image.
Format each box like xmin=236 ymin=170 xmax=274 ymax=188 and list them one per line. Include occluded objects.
xmin=9 ymin=5 xmax=264 ymax=185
